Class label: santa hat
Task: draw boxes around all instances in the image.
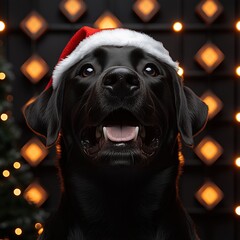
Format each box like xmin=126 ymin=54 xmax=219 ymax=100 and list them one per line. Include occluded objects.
xmin=46 ymin=26 xmax=178 ymax=89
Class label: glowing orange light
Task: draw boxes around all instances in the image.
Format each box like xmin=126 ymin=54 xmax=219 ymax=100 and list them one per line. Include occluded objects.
xmin=13 ymin=162 xmax=21 ymax=169
xmin=1 ymin=113 xmax=8 ymax=121
xmin=27 ymin=16 xmax=42 ymax=34
xmin=236 ymin=66 xmax=240 ymax=76
xmin=201 ymin=141 xmax=218 ymax=160
xmin=13 ymin=188 xmax=22 ymax=196
xmin=202 ymin=48 xmax=218 ymax=67
xmin=235 ymin=112 xmax=240 ymax=122
xmin=25 ymin=144 xmax=44 ymax=161
xmin=38 ymin=227 xmax=44 ymax=235
xmin=235 ymin=157 xmax=240 ymax=167
xmin=194 ymin=137 xmax=223 ymax=165
xmin=0 ymin=21 xmax=6 ymax=31
xmin=139 ymin=0 xmax=154 ymax=15
xmin=21 ymin=55 xmax=49 ymax=83
xmin=26 ymin=60 xmax=43 ymax=78
xmin=20 ymin=11 xmax=48 ymax=39
xmin=21 ymin=138 xmax=48 ymax=167
xmin=35 ymin=223 xmax=43 ymax=230
xmin=65 ymin=0 xmax=81 ymax=15
xmin=201 ymin=91 xmax=223 ymax=119
xmin=235 ymin=206 xmax=240 ymax=215
xmin=24 ymin=182 xmax=48 ymax=207
xmin=173 ymin=22 xmax=183 ymax=32
xmin=195 ymin=181 xmax=223 ymax=210
xmin=177 ymin=67 xmax=184 ymax=76
xmin=94 ymin=11 xmax=122 ymax=29
xmin=60 ymin=0 xmax=87 ymax=22
xmin=202 ymin=0 xmax=218 ymax=17
xmin=35 ymin=222 xmax=44 ymax=235
xmin=195 ymin=43 xmax=224 ymax=73
xmin=236 ymin=21 xmax=240 ymax=31
xmin=133 ymin=0 xmax=160 ymax=22
xmin=2 ymin=170 xmax=10 ymax=178
xmin=196 ymin=0 xmax=223 ymax=24
xmin=0 ymin=72 xmax=6 ymax=80
xmin=15 ymin=228 xmax=22 ymax=236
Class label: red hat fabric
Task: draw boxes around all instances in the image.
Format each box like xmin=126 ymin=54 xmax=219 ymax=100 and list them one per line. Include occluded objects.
xmin=47 ymin=26 xmax=178 ymax=89
xmin=46 ymin=26 xmax=100 ymax=89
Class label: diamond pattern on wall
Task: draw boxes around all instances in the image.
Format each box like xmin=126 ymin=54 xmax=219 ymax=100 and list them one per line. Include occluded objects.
xmin=59 ymin=0 xmax=87 ymax=22
xmin=21 ymin=55 xmax=49 ymax=83
xmin=201 ymin=90 xmax=223 ymax=119
xmin=94 ymin=11 xmax=122 ymax=29
xmin=194 ymin=136 xmax=223 ymax=165
xmin=21 ymin=138 xmax=48 ymax=167
xmin=20 ymin=11 xmax=48 ymax=40
xmin=133 ymin=0 xmax=160 ymax=22
xmin=24 ymin=182 xmax=48 ymax=207
xmin=195 ymin=42 xmax=224 ymax=73
xmin=196 ymin=0 xmax=223 ymax=24
xmin=195 ymin=181 xmax=223 ymax=210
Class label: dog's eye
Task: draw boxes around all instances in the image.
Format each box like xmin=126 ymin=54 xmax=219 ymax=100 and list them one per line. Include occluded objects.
xmin=80 ymin=64 xmax=95 ymax=77
xmin=143 ymin=64 xmax=160 ymax=77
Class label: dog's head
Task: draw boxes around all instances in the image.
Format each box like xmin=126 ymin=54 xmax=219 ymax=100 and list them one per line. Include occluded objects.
xmin=23 ymin=27 xmax=208 ymax=169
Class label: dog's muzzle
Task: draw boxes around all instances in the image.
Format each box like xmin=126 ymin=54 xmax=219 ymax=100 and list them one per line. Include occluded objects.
xmin=77 ymin=68 xmax=162 ymax=165
xmin=102 ymin=67 xmax=140 ymax=100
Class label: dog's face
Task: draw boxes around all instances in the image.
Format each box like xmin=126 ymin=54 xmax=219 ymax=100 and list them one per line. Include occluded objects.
xmin=24 ymin=46 xmax=208 ymax=169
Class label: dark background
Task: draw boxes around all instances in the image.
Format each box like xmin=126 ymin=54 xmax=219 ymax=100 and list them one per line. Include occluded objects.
xmin=1 ymin=0 xmax=240 ymax=239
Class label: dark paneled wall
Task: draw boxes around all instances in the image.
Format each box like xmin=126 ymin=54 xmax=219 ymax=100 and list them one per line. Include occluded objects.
xmin=1 ymin=0 xmax=240 ymax=239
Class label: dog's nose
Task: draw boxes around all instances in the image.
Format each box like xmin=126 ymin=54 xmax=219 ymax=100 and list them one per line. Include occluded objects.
xmin=102 ymin=68 xmax=140 ymax=99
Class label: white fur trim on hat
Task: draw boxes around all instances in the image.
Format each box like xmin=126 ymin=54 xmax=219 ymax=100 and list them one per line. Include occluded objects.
xmin=52 ymin=28 xmax=179 ymax=89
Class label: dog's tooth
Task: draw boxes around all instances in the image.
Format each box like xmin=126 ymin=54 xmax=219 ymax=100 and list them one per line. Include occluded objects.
xmin=103 ymin=127 xmax=108 ymax=141
xmin=134 ymin=126 xmax=139 ymax=141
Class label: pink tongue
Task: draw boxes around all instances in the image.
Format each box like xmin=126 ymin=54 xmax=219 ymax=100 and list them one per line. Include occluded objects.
xmin=105 ymin=126 xmax=137 ymax=142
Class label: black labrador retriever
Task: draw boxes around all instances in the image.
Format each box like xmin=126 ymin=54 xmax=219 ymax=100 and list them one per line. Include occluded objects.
xmin=24 ymin=28 xmax=208 ymax=240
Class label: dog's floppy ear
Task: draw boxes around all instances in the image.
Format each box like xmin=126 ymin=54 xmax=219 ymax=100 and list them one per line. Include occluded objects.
xmin=172 ymin=71 xmax=208 ymax=147
xmin=23 ymin=82 xmax=64 ymax=147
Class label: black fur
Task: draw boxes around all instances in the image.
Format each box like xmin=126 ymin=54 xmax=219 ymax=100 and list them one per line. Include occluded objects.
xmin=24 ymin=46 xmax=208 ymax=240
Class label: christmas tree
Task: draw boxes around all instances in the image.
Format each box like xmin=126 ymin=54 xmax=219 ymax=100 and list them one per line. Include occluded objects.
xmin=0 ymin=51 xmax=46 ymax=239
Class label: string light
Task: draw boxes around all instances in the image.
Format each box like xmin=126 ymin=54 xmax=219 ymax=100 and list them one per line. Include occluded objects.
xmin=236 ymin=66 xmax=240 ymax=76
xmin=35 ymin=223 xmax=43 ymax=229
xmin=38 ymin=227 xmax=44 ymax=235
xmin=0 ymin=21 xmax=5 ymax=31
xmin=235 ymin=112 xmax=240 ymax=122
xmin=13 ymin=161 xmax=21 ymax=169
xmin=235 ymin=206 xmax=240 ymax=216
xmin=236 ymin=21 xmax=240 ymax=31
xmin=15 ymin=228 xmax=22 ymax=236
xmin=235 ymin=157 xmax=240 ymax=167
xmin=13 ymin=188 xmax=21 ymax=196
xmin=177 ymin=66 xmax=184 ymax=76
xmin=2 ymin=170 xmax=10 ymax=178
xmin=35 ymin=223 xmax=44 ymax=235
xmin=1 ymin=113 xmax=8 ymax=121
xmin=173 ymin=21 xmax=183 ymax=32
xmin=0 ymin=72 xmax=6 ymax=80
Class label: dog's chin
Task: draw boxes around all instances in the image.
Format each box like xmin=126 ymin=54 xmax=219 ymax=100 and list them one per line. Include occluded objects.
xmin=78 ymin=110 xmax=162 ymax=167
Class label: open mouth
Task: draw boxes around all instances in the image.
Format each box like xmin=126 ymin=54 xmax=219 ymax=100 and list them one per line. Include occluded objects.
xmin=80 ymin=110 xmax=161 ymax=158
